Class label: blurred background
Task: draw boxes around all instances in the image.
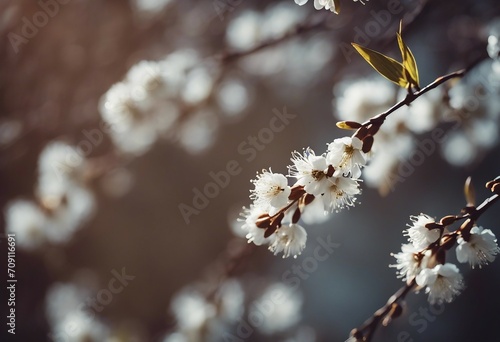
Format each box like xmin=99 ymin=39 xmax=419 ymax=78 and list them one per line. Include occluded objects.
xmin=1 ymin=0 xmax=500 ymax=341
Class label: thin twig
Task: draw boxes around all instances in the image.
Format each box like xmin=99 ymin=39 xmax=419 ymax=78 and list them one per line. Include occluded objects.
xmin=366 ymin=69 xmax=466 ymax=128
xmin=351 ymin=278 xmax=416 ymax=342
xmin=219 ymin=14 xmax=330 ymax=64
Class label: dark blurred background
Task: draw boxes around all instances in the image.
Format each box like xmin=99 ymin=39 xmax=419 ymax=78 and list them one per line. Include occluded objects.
xmin=1 ymin=0 xmax=500 ymax=341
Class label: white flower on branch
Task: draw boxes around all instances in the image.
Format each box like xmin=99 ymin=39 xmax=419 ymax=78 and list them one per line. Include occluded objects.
xmin=390 ymin=243 xmax=430 ymax=282
xmin=326 ymin=136 xmax=367 ymax=178
xmin=456 ymin=226 xmax=500 ymax=268
xmin=269 ymin=223 xmax=307 ymax=258
xmin=416 ymin=263 xmax=464 ymax=304
xmin=240 ymin=206 xmax=275 ymax=246
xmin=321 ymin=176 xmax=360 ymax=212
xmin=250 ymin=169 xmax=291 ymax=215
xmin=288 ymin=148 xmax=331 ymax=195
xmin=404 ymin=214 xmax=440 ymax=250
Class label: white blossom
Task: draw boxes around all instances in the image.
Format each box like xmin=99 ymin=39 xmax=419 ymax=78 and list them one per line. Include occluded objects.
xmin=36 ymin=141 xmax=88 ymax=209
xmin=170 ymin=290 xmax=216 ymax=331
xmin=5 ymin=200 xmax=47 ymax=250
xmin=321 ymin=176 xmax=360 ymax=212
xmin=216 ymin=78 xmax=250 ymax=117
xmin=133 ymin=0 xmax=173 ymax=14
xmin=126 ymin=60 xmax=167 ymax=100
xmin=268 ymin=223 xmax=307 ymax=258
xmin=252 ymin=283 xmax=302 ymax=334
xmin=416 ymin=263 xmax=464 ymax=304
xmin=288 ymin=148 xmax=331 ymax=195
xmin=240 ymin=206 xmax=274 ymax=246
xmin=300 ymin=196 xmax=332 ymax=225
xmin=100 ymin=82 xmax=141 ymax=133
xmin=42 ymin=184 xmax=96 ymax=244
xmin=54 ymin=311 xmax=110 ymax=342
xmin=181 ymin=67 xmax=214 ymax=105
xmin=390 ymin=243 xmax=430 ymax=281
xmin=177 ymin=108 xmax=218 ymax=155
xmin=456 ymin=226 xmax=500 ymax=268
xmin=217 ymin=280 xmax=245 ymax=322
xmin=226 ymin=10 xmax=261 ymax=51
xmin=334 ymin=78 xmax=395 ymax=124
xmin=314 ymin=0 xmax=339 ymax=13
xmin=46 ymin=283 xmax=110 ymax=342
xmin=404 ymin=214 xmax=440 ymax=250
xmin=250 ymin=169 xmax=291 ymax=214
xmin=326 ymin=136 xmax=367 ymax=178
xmin=38 ymin=141 xmax=85 ymax=181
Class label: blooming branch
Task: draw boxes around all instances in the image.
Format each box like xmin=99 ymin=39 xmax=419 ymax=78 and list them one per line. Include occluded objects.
xmin=239 ymin=65 xmax=467 ymax=258
xmin=348 ymin=176 xmax=500 ymax=341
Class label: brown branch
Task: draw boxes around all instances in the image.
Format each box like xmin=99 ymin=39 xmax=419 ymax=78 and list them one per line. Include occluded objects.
xmin=363 ymin=69 xmax=466 ymax=130
xmin=219 ymin=13 xmax=330 ymax=64
xmin=350 ymin=278 xmax=416 ymax=342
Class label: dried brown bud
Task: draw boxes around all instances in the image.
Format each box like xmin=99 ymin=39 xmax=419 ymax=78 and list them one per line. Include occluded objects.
xmin=492 ymin=183 xmax=500 ymax=195
xmin=425 ymin=222 xmax=442 ymax=230
xmin=439 ymin=215 xmax=457 ymax=226
xmin=383 ymin=303 xmax=403 ymax=326
xmin=354 ymin=126 xmax=369 ymax=140
xmin=264 ymin=225 xmax=277 ymax=238
xmin=256 ymin=213 xmax=271 ymax=227
xmin=486 ymin=176 xmax=500 ymax=191
xmin=289 ymin=186 xmax=306 ymax=201
xmin=350 ymin=328 xmax=363 ymax=340
xmin=431 ymin=249 xmax=446 ymax=266
xmin=440 ymin=234 xmax=456 ymax=250
xmin=292 ymin=207 xmax=301 ymax=224
xmin=326 ymin=165 xmax=335 ymax=177
xmin=304 ymin=193 xmax=315 ymax=205
xmin=362 ymin=135 xmax=374 ymax=153
xmin=459 ymin=218 xmax=474 ymax=232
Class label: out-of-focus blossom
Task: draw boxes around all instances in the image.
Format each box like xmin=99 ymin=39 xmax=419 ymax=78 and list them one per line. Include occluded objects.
xmin=252 ymin=283 xmax=302 ymax=334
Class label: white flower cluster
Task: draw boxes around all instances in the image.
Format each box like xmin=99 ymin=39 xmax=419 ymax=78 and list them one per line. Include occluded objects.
xmin=163 ymin=281 xmax=305 ymax=341
xmin=45 ymin=282 xmax=111 ymax=341
xmin=163 ymin=280 xmax=243 ymax=341
xmin=240 ymin=136 xmax=367 ymax=258
xmin=391 ymin=214 xmax=500 ymax=304
xmin=5 ymin=142 xmax=95 ymax=250
xmin=99 ymin=50 xmax=251 ymax=155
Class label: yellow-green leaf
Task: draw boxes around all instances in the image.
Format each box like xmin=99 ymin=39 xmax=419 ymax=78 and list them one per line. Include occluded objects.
xmin=352 ymin=43 xmax=408 ymax=88
xmin=396 ymin=32 xmax=419 ymax=87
